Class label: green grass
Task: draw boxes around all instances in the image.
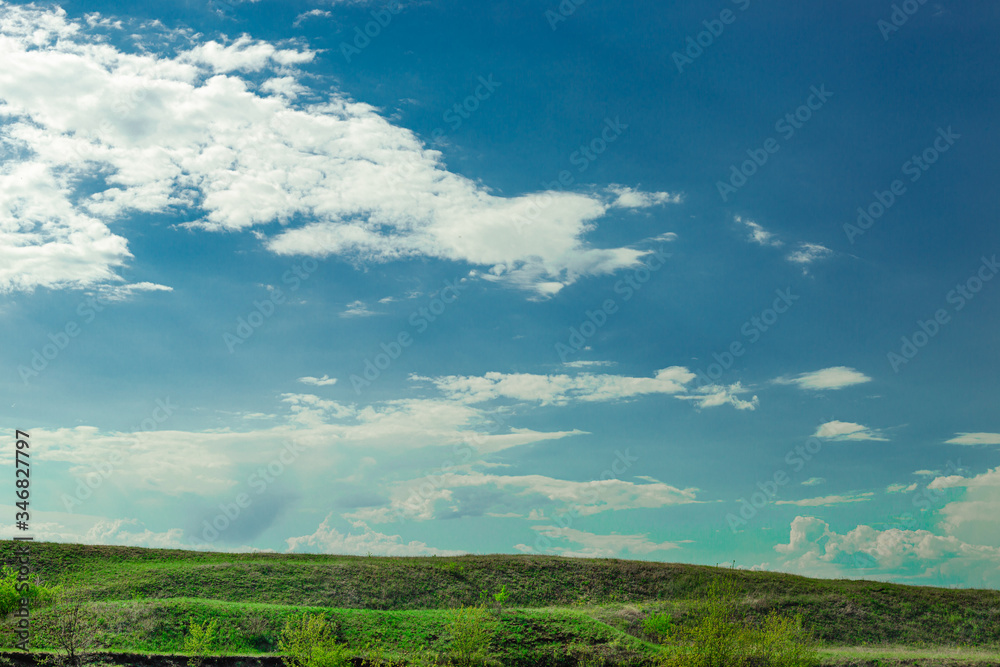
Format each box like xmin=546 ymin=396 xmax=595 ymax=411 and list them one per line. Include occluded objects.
xmin=3 ymin=541 xmax=1000 ymax=666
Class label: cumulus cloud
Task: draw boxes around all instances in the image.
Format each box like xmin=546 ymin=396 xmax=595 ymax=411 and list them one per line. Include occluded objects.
xmin=0 ymin=4 xmax=669 ymax=296
xmin=928 ymin=466 xmax=1000 ymax=548
xmin=768 ymin=515 xmax=1000 ymax=588
xmin=813 ymin=420 xmax=887 ymax=441
xmin=286 ymin=514 xmax=464 ymax=556
xmin=775 ymin=366 xmax=872 ymax=391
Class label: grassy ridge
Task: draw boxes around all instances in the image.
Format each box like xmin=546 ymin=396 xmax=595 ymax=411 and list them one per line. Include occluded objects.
xmin=22 ymin=598 xmax=659 ymax=667
xmin=4 ymin=541 xmax=1000 ymax=665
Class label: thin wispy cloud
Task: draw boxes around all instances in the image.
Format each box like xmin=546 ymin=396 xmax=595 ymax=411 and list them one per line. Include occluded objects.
xmin=735 ymin=216 xmax=782 ymax=247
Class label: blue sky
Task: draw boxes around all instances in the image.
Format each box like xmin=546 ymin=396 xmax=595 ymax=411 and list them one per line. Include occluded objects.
xmin=1 ymin=0 xmax=999 ymax=588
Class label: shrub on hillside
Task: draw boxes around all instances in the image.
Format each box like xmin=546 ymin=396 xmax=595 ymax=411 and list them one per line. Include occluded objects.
xmin=654 ymin=578 xmax=819 ymax=667
xmin=183 ymin=618 xmax=220 ymax=667
xmin=446 ymin=603 xmax=497 ymax=667
xmin=278 ymin=613 xmax=352 ymax=667
xmin=0 ymin=565 xmax=58 ymax=618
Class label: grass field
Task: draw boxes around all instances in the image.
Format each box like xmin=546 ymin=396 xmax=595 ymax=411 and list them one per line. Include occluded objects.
xmin=2 ymin=541 xmax=998 ymax=666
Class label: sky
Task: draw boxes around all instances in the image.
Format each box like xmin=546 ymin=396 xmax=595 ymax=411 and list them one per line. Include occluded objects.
xmin=1 ymin=0 xmax=999 ymax=589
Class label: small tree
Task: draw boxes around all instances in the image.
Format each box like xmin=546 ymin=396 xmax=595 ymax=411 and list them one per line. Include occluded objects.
xmin=278 ymin=613 xmax=351 ymax=667
xmin=37 ymin=601 xmax=100 ymax=667
xmin=446 ymin=604 xmax=496 ymax=667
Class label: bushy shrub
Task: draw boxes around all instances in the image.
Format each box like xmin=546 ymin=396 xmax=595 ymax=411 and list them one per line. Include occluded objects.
xmin=183 ymin=618 xmax=220 ymax=667
xmin=642 ymin=612 xmax=675 ymax=642
xmin=0 ymin=565 xmax=58 ymax=617
xmin=278 ymin=613 xmax=352 ymax=667
xmin=655 ymin=578 xmax=819 ymax=667
xmin=446 ymin=604 xmax=497 ymax=667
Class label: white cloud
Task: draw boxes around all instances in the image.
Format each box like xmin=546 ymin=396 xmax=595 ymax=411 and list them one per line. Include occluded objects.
xmin=260 ymin=75 xmax=307 ymax=99
xmin=886 ymin=483 xmax=917 ymax=494
xmin=607 ymin=185 xmax=682 ymax=209
xmin=928 ymin=466 xmax=1000 ymax=548
xmin=340 ymin=300 xmax=378 ymax=318
xmin=293 ymin=9 xmax=331 ymax=27
xmin=178 ymin=34 xmax=316 ymax=73
xmin=774 ymin=492 xmax=873 ymax=507
xmin=413 ymin=367 xmax=696 ymax=406
xmin=561 ymin=360 xmax=616 ymax=369
xmin=0 ymin=511 xmax=246 ymax=552
xmin=412 ymin=367 xmax=755 ymax=410
xmin=520 ymin=526 xmax=689 ymax=558
xmin=734 ymin=216 xmax=782 ymax=247
xmin=93 ymin=281 xmax=174 ymax=301
xmin=677 ymin=382 xmax=759 ymax=411
xmin=775 ymin=366 xmax=872 ymax=391
xmin=297 ymin=375 xmax=337 ymax=387
xmin=945 ymin=433 xmax=1000 ymax=446
xmin=286 ymin=514 xmax=464 ymax=556
xmin=813 ymin=420 xmax=887 ymax=442
xmin=769 ymin=515 xmax=1000 ymax=588
xmin=0 ymin=4 xmax=668 ymax=297
xmin=786 ymin=242 xmax=832 ymax=265
xmin=347 ymin=470 xmax=700 ymax=524
xmin=801 ymin=477 xmax=825 ymax=487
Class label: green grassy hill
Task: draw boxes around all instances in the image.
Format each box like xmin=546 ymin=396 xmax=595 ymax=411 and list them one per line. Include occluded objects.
xmin=3 ymin=541 xmax=1000 ymax=666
